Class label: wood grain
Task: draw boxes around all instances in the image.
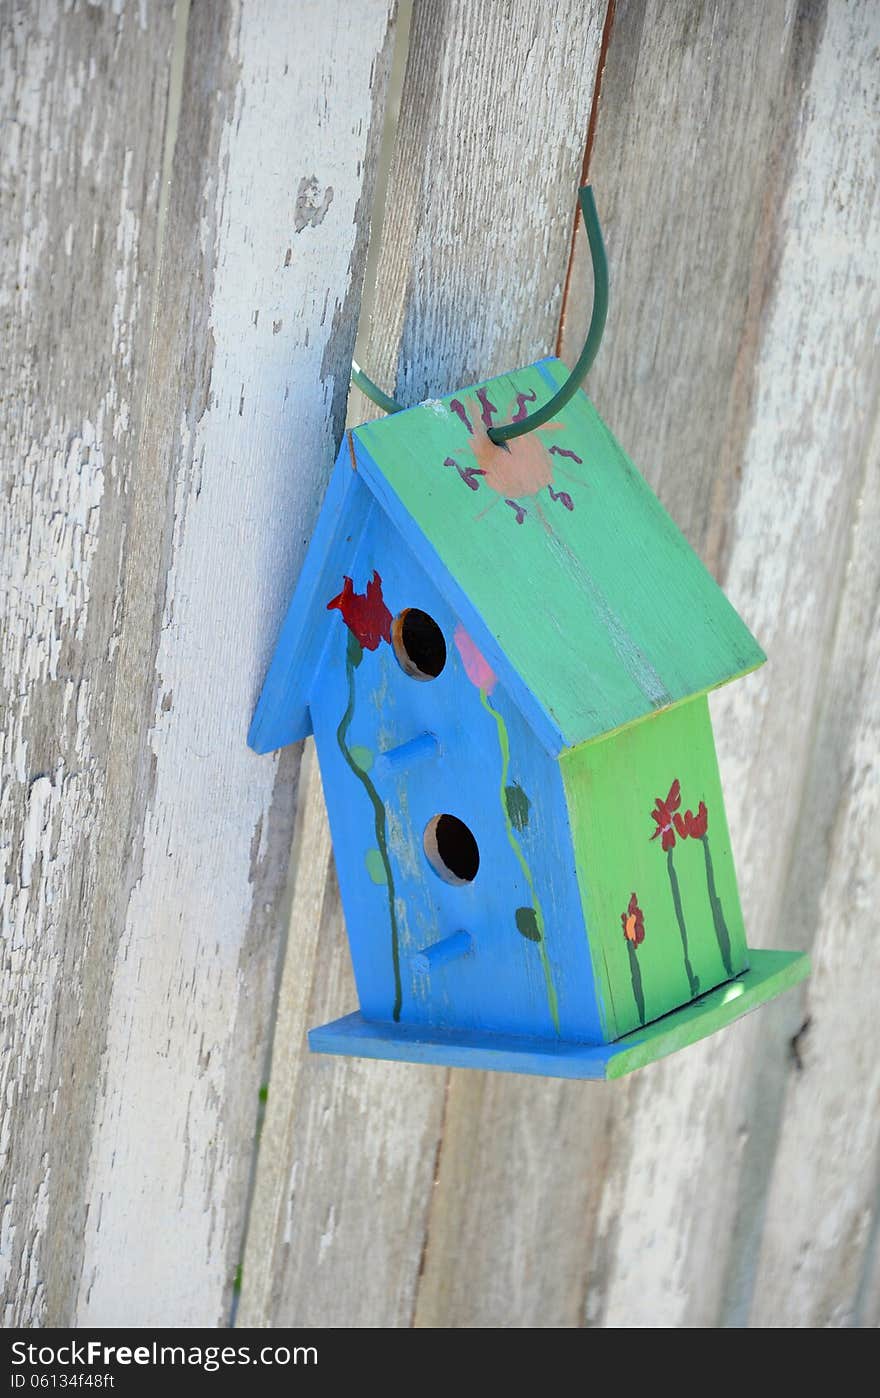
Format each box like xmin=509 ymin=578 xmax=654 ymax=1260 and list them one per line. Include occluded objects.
xmin=413 ymin=0 xmax=803 ymax=1328
xmin=62 ymin=0 xmax=394 ymax=1326
xmin=246 ymin=0 xmax=607 ymax=1327
xmin=748 ymin=400 xmax=880 ymax=1328
xmin=0 ymin=0 xmax=175 ymax=1326
xmin=567 ymin=0 xmax=880 ymax=1328
xmin=363 ymin=0 xmax=606 ymax=404
xmin=236 ymin=739 xmax=332 ymax=1326
xmin=415 ymin=1071 xmax=618 ymax=1328
xmin=252 ymin=863 xmax=449 ymax=1327
xmin=565 ymin=0 xmax=802 ymax=557
xmin=415 ymin=0 xmax=880 ymax=1327
xmin=4 ymin=0 xmax=876 ymax=1330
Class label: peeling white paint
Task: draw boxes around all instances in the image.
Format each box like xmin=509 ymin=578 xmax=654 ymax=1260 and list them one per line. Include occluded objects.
xmin=593 ymin=0 xmax=880 ymax=1328
xmin=75 ymin=0 xmax=396 ymax=1326
xmin=5 ymin=0 xmax=877 ymax=1334
xmin=1 ymin=0 xmax=175 ymax=1325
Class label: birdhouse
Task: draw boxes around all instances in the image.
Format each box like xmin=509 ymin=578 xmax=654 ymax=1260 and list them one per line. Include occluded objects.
xmin=249 ymin=358 xmax=809 ymax=1079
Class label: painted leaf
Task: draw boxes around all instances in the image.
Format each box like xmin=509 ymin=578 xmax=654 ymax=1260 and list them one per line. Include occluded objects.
xmin=505 ymin=783 xmax=531 ymax=831
xmin=515 ymin=906 xmax=542 ymax=942
xmin=350 ymin=744 xmax=374 ymax=772
xmin=364 ymin=848 xmax=387 ymax=884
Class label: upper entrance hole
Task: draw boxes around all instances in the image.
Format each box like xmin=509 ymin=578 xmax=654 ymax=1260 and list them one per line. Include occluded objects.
xmin=392 ymin=608 xmax=447 ymax=681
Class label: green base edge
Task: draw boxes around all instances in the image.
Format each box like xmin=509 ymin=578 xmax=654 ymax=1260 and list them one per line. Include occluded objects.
xmin=604 ymin=947 xmax=809 ymax=1078
xmin=308 ymin=948 xmax=810 ymax=1081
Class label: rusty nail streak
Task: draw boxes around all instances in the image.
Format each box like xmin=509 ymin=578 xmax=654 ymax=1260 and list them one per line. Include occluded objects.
xmin=555 ymin=0 xmax=617 ymax=359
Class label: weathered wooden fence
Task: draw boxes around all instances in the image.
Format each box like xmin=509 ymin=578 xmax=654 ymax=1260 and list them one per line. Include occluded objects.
xmin=2 ymin=0 xmax=878 ymax=1328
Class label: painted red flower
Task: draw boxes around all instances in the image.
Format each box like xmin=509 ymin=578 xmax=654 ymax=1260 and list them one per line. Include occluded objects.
xmin=650 ymin=779 xmax=681 ymax=851
xmin=674 ymin=801 xmax=708 ymax=840
xmin=621 ymin=892 xmax=645 ymax=947
xmin=327 ymin=571 xmax=392 ymax=651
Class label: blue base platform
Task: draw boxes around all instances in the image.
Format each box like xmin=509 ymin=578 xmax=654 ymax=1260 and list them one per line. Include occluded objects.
xmin=308 ymin=949 xmax=809 ymax=1080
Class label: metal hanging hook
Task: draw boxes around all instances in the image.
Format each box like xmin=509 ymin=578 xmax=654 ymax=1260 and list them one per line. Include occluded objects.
xmin=350 ymin=359 xmax=403 ymax=417
xmin=349 ymin=184 xmax=608 ymax=440
xmin=488 ymin=186 xmax=607 ymax=443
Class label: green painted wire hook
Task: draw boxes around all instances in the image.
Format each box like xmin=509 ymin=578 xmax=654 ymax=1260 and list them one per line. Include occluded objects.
xmin=350 ymin=360 xmax=403 ymax=417
xmin=489 ymin=186 xmax=607 ymax=443
xmin=350 ymin=184 xmax=608 ymax=442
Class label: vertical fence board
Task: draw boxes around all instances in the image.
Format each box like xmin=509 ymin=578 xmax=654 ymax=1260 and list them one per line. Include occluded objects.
xmin=0 ymin=0 xmax=175 ymax=1326
xmin=563 ymin=0 xmax=801 ymax=556
xmin=236 ymin=739 xmax=335 ymax=1326
xmin=856 ymin=1190 xmax=880 ymax=1328
xmin=363 ymin=0 xmax=606 ymax=402
xmin=562 ymin=0 xmax=880 ymax=1328
xmin=412 ymin=0 xmax=807 ymax=1330
xmin=748 ymin=413 xmax=879 ymax=1327
xmin=69 ymin=0 xmax=396 ymax=1326
xmin=250 ymin=863 xmax=449 ymax=1327
xmin=5 ymin=0 xmax=876 ymax=1331
xmin=245 ymin=0 xmax=606 ymax=1328
xmin=416 ymin=1071 xmax=620 ymax=1328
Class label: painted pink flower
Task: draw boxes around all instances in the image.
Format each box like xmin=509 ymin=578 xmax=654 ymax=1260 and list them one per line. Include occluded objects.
xmin=650 ymin=779 xmax=681 ymax=851
xmin=327 ymin=571 xmax=392 ymax=651
xmin=621 ymin=892 xmax=645 ymax=947
xmin=454 ymin=624 xmax=497 ymax=694
xmin=674 ymin=801 xmax=708 ymax=840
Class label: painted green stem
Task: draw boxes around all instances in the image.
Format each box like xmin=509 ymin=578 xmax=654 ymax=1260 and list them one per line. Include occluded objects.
xmin=337 ymin=632 xmax=402 ymax=1022
xmin=626 ymin=941 xmax=645 ymax=1025
xmin=480 ymin=688 xmax=560 ymax=1033
xmin=700 ymin=835 xmax=733 ymax=976
xmin=666 ymin=847 xmax=699 ymax=999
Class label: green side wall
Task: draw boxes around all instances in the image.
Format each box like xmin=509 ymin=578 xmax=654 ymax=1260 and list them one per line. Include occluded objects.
xmin=561 ymin=695 xmax=748 ymax=1040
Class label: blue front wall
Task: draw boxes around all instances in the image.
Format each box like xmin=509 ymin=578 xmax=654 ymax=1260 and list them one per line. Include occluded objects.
xmin=309 ymin=504 xmax=604 ymax=1043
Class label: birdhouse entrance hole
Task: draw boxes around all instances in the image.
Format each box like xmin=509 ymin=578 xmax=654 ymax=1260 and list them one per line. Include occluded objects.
xmin=423 ymin=814 xmax=480 ymax=885
xmin=392 ymin=608 xmax=447 ymax=680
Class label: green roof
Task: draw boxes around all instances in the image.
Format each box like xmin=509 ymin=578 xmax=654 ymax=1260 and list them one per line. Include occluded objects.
xmin=353 ymin=358 xmax=764 ymax=754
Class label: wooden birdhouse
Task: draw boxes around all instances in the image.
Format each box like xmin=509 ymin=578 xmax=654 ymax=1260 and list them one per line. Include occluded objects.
xmin=249 ymin=357 xmax=809 ymax=1079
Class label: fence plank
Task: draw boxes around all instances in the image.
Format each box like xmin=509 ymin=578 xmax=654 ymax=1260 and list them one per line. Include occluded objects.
xmin=563 ymin=0 xmax=800 ymax=558
xmin=248 ymin=0 xmax=606 ymax=1328
xmin=748 ymin=411 xmax=879 ymax=1327
xmin=236 ymin=739 xmax=332 ymax=1325
xmin=6 ymin=0 xmax=874 ymax=1332
xmin=68 ymin=0 xmax=396 ymax=1326
xmin=564 ymin=0 xmax=880 ymax=1328
xmin=0 ymin=0 xmax=175 ymax=1326
xmin=363 ymin=0 xmax=606 ymax=402
xmin=412 ymin=0 xmax=809 ymax=1329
